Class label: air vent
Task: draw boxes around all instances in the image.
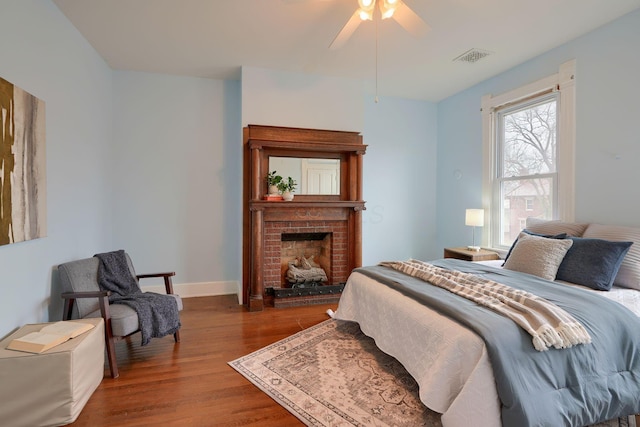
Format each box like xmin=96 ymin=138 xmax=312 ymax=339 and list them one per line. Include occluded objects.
xmin=453 ymin=48 xmax=492 ymax=64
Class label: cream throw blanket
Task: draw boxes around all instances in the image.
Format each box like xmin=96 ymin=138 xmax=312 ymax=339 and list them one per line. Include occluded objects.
xmin=380 ymin=259 xmax=591 ymax=351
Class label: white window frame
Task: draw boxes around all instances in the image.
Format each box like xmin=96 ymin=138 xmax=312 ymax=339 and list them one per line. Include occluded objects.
xmin=481 ymin=60 xmax=576 ymax=251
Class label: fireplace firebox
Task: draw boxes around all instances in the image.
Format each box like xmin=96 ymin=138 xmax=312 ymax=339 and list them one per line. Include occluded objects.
xmin=242 ymin=125 xmax=366 ymax=310
xmin=281 ymin=232 xmax=330 ymax=287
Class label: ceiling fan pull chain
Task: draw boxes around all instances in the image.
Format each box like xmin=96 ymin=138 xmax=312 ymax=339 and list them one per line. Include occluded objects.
xmin=375 ymin=9 xmax=379 ymax=103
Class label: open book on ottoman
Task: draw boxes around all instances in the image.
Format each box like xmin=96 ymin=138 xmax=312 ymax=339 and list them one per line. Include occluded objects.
xmin=6 ymin=321 xmax=95 ymax=354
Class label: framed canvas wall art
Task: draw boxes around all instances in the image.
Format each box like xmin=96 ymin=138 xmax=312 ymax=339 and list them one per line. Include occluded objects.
xmin=0 ymin=77 xmax=46 ymax=246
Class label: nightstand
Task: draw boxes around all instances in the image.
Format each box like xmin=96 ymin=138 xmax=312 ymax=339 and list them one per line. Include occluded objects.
xmin=443 ymin=247 xmax=499 ymax=262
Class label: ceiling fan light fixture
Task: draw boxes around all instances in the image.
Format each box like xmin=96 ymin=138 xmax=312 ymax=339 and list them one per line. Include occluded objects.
xmin=380 ymin=0 xmax=400 ymax=19
xmin=358 ymin=0 xmax=375 ymax=12
xmin=329 ymin=0 xmax=429 ymax=50
xmin=358 ymin=8 xmax=374 ymax=21
xmin=357 ymin=0 xmax=375 ymax=20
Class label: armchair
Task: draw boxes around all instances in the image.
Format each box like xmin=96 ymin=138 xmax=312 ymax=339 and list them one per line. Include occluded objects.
xmin=58 ymin=253 xmax=182 ymax=378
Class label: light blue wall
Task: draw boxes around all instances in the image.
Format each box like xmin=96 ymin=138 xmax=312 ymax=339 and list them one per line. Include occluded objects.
xmin=241 ymin=66 xmax=365 ymax=131
xmin=362 ymin=96 xmax=439 ymax=263
xmin=436 ymin=9 xmax=640 ymax=250
xmin=0 ymin=1 xmax=113 ymax=333
xmin=111 ymin=71 xmax=242 ymax=285
xmin=573 ymin=10 xmax=640 ymax=225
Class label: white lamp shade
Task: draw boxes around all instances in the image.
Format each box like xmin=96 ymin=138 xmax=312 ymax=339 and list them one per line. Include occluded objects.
xmin=465 ymin=209 xmax=484 ymax=227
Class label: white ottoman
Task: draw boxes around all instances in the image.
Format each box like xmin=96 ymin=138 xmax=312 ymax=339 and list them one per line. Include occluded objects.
xmin=0 ymin=318 xmax=104 ymax=427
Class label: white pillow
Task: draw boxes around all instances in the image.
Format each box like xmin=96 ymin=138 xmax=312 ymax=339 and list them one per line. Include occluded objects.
xmin=503 ymin=232 xmax=573 ymax=281
xmin=525 ymin=218 xmax=588 ymax=237
xmin=583 ymin=223 xmax=640 ymax=290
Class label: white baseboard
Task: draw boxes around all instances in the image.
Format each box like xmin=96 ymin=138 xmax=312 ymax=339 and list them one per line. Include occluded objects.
xmin=141 ymin=280 xmax=240 ymax=302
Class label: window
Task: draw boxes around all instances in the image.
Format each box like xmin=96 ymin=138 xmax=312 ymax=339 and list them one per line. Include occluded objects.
xmin=497 ymin=93 xmax=557 ymax=245
xmin=482 ymin=60 xmax=575 ymax=250
xmin=525 ymin=198 xmax=534 ymax=212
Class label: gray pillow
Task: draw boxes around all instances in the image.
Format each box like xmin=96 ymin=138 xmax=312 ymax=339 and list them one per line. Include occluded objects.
xmin=555 ymin=237 xmax=632 ymax=291
xmin=503 ymin=233 xmax=573 ymax=281
xmin=583 ymin=223 xmax=640 ymax=290
xmin=502 ymin=229 xmax=568 ymax=266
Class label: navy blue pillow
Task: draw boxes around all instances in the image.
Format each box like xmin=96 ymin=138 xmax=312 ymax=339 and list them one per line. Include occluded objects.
xmin=555 ymin=237 xmax=632 ymax=291
xmin=502 ymin=229 xmax=568 ymax=265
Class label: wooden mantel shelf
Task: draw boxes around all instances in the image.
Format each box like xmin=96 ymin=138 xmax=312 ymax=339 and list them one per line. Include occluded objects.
xmin=250 ymin=200 xmax=366 ymax=210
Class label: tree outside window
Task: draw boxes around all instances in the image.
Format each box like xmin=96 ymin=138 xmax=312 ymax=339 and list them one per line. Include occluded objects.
xmin=496 ymin=94 xmax=557 ymax=246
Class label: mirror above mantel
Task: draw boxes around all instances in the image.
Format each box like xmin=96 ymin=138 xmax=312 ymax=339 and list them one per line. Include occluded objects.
xmin=244 ymin=125 xmax=367 ymax=203
xmin=269 ymin=157 xmax=340 ymax=195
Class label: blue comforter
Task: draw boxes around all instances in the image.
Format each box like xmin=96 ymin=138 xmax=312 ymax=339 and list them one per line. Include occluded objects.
xmin=355 ymin=259 xmax=640 ymax=427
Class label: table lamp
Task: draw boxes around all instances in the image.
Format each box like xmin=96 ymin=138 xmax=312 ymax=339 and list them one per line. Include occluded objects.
xmin=465 ymin=208 xmax=484 ymax=251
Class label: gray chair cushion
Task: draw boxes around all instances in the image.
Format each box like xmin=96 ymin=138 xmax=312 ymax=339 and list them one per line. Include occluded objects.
xmin=86 ymin=304 xmax=139 ymax=337
xmin=85 ymin=294 xmax=182 ymax=337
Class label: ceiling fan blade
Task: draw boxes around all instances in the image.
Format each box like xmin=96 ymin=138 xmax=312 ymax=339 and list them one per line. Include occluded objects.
xmin=282 ymin=0 xmax=335 ymax=3
xmin=392 ymin=1 xmax=430 ymax=38
xmin=329 ymin=10 xmax=362 ymax=50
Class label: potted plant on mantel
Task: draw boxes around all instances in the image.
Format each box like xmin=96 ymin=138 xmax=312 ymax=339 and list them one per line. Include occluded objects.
xmin=266 ymin=171 xmax=282 ymax=196
xmin=277 ymin=177 xmax=297 ymax=201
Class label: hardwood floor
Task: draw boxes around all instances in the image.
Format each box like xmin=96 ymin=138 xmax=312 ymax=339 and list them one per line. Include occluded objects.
xmin=68 ymin=295 xmax=640 ymax=427
xmin=70 ymin=295 xmax=336 ymax=427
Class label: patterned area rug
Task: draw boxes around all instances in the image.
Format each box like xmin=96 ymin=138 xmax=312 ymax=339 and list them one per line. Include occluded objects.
xmin=229 ymin=319 xmax=634 ymax=427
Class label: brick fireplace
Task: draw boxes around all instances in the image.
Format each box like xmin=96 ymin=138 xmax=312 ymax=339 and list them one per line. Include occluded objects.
xmin=242 ymin=125 xmax=366 ymax=311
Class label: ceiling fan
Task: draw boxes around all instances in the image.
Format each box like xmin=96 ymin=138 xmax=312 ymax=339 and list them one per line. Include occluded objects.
xmin=330 ymin=0 xmax=430 ymax=50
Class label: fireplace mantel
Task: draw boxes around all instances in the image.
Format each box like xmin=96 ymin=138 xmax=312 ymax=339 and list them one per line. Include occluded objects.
xmin=242 ymin=125 xmax=366 ymax=311
xmin=250 ymin=200 xmax=366 ymax=211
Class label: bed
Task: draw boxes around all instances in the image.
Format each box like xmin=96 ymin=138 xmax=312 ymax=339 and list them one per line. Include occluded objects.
xmin=334 ymin=220 xmax=640 ymax=427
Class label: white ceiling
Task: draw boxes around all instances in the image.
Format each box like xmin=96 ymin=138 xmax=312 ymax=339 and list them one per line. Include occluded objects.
xmin=53 ymin=0 xmax=640 ymax=102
